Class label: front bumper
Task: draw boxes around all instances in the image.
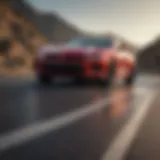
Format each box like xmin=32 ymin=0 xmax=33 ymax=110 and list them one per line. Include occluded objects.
xmin=43 ymin=63 xmax=83 ymax=75
xmin=34 ymin=59 xmax=110 ymax=79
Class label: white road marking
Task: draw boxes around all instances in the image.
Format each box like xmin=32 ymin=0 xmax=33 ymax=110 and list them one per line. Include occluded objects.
xmin=0 ymin=88 xmax=147 ymax=152
xmin=136 ymin=74 xmax=160 ymax=84
xmin=0 ymin=97 xmax=110 ymax=152
xmin=101 ymin=90 xmax=157 ymax=160
xmin=139 ymin=73 xmax=160 ymax=80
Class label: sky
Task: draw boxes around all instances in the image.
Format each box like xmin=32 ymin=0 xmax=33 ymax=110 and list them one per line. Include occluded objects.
xmin=26 ymin=0 xmax=160 ymax=46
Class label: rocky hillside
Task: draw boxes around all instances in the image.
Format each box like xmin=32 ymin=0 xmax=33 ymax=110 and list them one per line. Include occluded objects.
xmin=0 ymin=0 xmax=48 ymax=75
xmin=138 ymin=37 xmax=160 ymax=73
xmin=9 ymin=0 xmax=82 ymax=43
xmin=0 ymin=0 xmax=82 ymax=75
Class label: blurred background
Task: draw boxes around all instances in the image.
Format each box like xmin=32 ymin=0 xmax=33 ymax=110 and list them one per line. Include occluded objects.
xmin=0 ymin=1 xmax=160 ymax=160
xmin=0 ymin=0 xmax=158 ymax=76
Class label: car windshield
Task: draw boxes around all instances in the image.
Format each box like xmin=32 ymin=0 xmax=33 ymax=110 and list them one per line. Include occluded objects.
xmin=66 ymin=38 xmax=113 ymax=48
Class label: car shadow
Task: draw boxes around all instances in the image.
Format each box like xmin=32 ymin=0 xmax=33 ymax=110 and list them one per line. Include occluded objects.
xmin=32 ymin=79 xmax=111 ymax=91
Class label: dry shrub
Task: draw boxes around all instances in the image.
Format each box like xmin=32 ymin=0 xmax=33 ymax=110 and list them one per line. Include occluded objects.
xmin=0 ymin=38 xmax=12 ymax=54
xmin=3 ymin=56 xmax=26 ymax=68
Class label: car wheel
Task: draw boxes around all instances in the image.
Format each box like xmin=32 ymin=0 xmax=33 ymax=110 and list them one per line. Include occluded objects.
xmin=38 ymin=75 xmax=52 ymax=85
xmin=74 ymin=77 xmax=85 ymax=85
xmin=124 ymin=69 xmax=136 ymax=85
xmin=98 ymin=79 xmax=109 ymax=87
xmin=99 ymin=60 xmax=115 ymax=87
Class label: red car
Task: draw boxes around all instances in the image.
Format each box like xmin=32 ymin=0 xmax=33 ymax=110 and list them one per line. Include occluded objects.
xmin=34 ymin=37 xmax=136 ymax=86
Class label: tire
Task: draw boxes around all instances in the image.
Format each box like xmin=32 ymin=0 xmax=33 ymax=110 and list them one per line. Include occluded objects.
xmin=38 ymin=75 xmax=52 ymax=85
xmin=99 ymin=60 xmax=115 ymax=87
xmin=124 ymin=69 xmax=136 ymax=85
xmin=74 ymin=77 xmax=85 ymax=85
xmin=98 ymin=79 xmax=110 ymax=87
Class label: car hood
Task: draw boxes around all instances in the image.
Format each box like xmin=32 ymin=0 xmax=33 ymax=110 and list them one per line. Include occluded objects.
xmin=40 ymin=45 xmax=102 ymax=56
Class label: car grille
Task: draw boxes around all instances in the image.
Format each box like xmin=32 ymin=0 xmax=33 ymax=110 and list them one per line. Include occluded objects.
xmin=65 ymin=54 xmax=84 ymax=62
xmin=91 ymin=64 xmax=102 ymax=71
xmin=44 ymin=63 xmax=83 ymax=74
xmin=46 ymin=54 xmax=84 ymax=63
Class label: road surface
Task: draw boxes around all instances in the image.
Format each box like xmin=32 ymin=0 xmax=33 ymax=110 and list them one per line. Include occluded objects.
xmin=0 ymin=74 xmax=159 ymax=160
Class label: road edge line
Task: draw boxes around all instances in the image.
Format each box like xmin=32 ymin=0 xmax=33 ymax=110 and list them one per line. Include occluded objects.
xmin=101 ymin=91 xmax=157 ymax=160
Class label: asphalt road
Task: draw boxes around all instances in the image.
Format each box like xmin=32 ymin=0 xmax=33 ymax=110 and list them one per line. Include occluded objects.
xmin=0 ymin=74 xmax=159 ymax=160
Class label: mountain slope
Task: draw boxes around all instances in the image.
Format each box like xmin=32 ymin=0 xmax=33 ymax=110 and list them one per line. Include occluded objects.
xmin=0 ymin=0 xmax=47 ymax=75
xmin=9 ymin=0 xmax=136 ymax=49
xmin=138 ymin=36 xmax=160 ymax=73
xmin=10 ymin=0 xmax=81 ymax=43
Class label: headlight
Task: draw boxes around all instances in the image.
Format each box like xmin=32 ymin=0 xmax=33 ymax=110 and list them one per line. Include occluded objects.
xmin=37 ymin=45 xmax=55 ymax=60
xmin=36 ymin=47 xmax=48 ymax=60
xmin=38 ymin=52 xmax=45 ymax=58
xmin=35 ymin=53 xmax=45 ymax=62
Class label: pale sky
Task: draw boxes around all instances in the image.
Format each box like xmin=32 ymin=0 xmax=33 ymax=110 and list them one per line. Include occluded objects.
xmin=26 ymin=0 xmax=160 ymax=46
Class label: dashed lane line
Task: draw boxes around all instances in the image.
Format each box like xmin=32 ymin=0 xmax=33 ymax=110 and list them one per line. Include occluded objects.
xmin=0 ymin=87 xmax=148 ymax=153
xmin=101 ymin=90 xmax=157 ymax=160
